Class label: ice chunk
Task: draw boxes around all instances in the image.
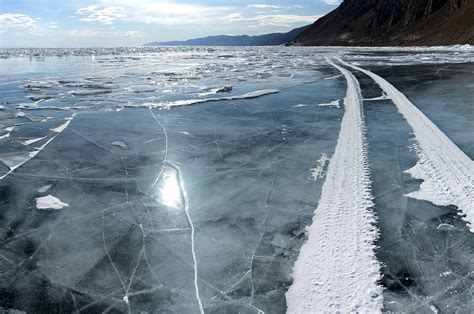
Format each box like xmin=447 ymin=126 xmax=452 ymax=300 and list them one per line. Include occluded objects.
xmin=35 ymin=195 xmax=69 ymax=210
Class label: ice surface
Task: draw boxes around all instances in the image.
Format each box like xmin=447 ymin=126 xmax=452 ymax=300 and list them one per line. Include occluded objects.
xmin=0 ymin=47 xmax=472 ymax=313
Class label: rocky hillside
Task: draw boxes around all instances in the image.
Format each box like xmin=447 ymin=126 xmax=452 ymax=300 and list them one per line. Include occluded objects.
xmin=288 ymin=0 xmax=474 ymax=46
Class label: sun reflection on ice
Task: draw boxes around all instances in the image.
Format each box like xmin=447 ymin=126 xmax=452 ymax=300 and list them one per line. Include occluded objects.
xmin=159 ymin=171 xmax=182 ymax=207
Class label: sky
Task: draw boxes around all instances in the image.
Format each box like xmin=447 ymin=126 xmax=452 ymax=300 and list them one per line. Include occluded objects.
xmin=0 ymin=0 xmax=341 ymax=47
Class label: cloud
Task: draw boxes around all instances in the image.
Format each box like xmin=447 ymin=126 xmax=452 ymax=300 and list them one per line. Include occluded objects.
xmin=67 ymin=29 xmax=142 ymax=37
xmin=247 ymin=4 xmax=282 ymax=9
xmin=0 ymin=14 xmax=36 ymax=28
xmin=228 ymin=14 xmax=320 ymax=27
xmin=76 ymin=5 xmax=127 ymax=24
xmin=324 ymin=0 xmax=342 ymax=5
xmin=247 ymin=4 xmax=303 ymax=9
xmin=75 ymin=1 xmax=234 ymax=26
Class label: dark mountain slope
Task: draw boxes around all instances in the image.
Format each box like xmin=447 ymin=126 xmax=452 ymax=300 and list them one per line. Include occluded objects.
xmin=288 ymin=0 xmax=474 ymax=46
xmin=145 ymin=25 xmax=309 ymax=46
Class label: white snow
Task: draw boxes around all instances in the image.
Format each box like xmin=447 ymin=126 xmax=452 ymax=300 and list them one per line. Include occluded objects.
xmin=126 ymin=89 xmax=279 ymax=109
xmin=35 ymin=195 xmax=69 ymax=210
xmin=51 ymin=115 xmax=75 ymax=133
xmin=24 ymin=137 xmax=47 ymax=145
xmin=0 ymin=133 xmax=10 ymax=140
xmin=318 ymin=99 xmax=341 ymax=108
xmin=309 ymin=153 xmax=329 ymax=180
xmin=37 ymin=184 xmax=52 ymax=193
xmin=111 ymin=140 xmax=127 ymax=149
xmin=342 ymin=60 xmax=474 ymax=232
xmin=286 ymin=58 xmax=383 ymax=312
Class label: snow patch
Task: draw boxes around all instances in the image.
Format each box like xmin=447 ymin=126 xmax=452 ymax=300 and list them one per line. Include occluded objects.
xmin=309 ymin=153 xmax=329 ymax=180
xmin=35 ymin=195 xmax=69 ymax=210
xmin=38 ymin=184 xmax=52 ymax=193
xmin=24 ymin=137 xmax=47 ymax=145
xmin=318 ymin=99 xmax=340 ymax=108
xmin=112 ymin=140 xmax=127 ymax=149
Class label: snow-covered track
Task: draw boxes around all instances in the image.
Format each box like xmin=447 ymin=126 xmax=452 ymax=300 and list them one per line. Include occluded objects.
xmin=286 ymin=58 xmax=383 ymax=312
xmin=342 ymin=59 xmax=474 ymax=232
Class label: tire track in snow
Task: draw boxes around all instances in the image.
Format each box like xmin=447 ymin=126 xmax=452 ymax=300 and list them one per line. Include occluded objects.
xmin=341 ymin=60 xmax=474 ymax=232
xmin=286 ymin=58 xmax=383 ymax=312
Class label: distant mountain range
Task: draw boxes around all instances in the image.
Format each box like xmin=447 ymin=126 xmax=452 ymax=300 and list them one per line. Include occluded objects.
xmin=144 ymin=25 xmax=309 ymax=46
xmin=288 ymin=0 xmax=474 ymax=46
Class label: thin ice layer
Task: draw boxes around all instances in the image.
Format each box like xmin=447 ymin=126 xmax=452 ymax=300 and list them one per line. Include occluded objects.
xmin=286 ymin=58 xmax=382 ymax=312
xmin=342 ymin=60 xmax=474 ymax=232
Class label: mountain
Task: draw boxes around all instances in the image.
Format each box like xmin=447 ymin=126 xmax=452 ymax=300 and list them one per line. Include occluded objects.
xmin=288 ymin=0 xmax=474 ymax=46
xmin=144 ymin=25 xmax=309 ymax=46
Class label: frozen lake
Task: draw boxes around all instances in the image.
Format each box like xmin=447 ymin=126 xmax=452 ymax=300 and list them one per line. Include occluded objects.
xmin=0 ymin=47 xmax=473 ymax=313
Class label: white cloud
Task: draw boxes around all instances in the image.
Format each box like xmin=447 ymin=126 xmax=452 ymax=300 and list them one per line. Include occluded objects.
xmin=73 ymin=1 xmax=314 ymax=30
xmin=247 ymin=4 xmax=282 ymax=9
xmin=228 ymin=14 xmax=320 ymax=27
xmin=75 ymin=1 xmax=235 ymax=26
xmin=0 ymin=14 xmax=36 ymax=28
xmin=76 ymin=5 xmax=127 ymax=24
xmin=247 ymin=4 xmax=303 ymax=9
xmin=324 ymin=0 xmax=342 ymax=5
xmin=67 ymin=29 xmax=142 ymax=37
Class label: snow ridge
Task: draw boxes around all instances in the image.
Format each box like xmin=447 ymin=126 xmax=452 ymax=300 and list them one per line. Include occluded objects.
xmin=286 ymin=58 xmax=383 ymax=312
xmin=342 ymin=60 xmax=474 ymax=232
